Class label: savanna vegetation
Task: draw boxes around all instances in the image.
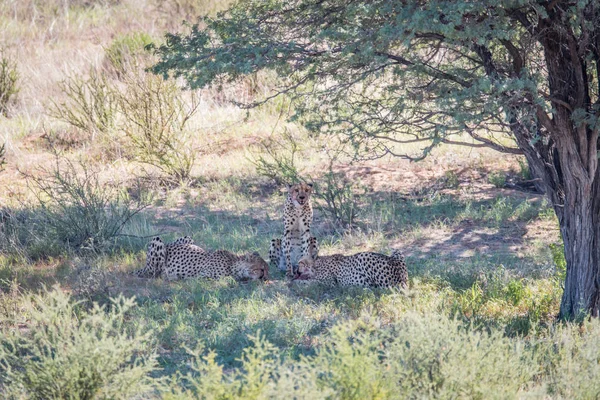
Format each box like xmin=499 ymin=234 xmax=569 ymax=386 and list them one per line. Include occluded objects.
xmin=0 ymin=0 xmax=599 ymax=398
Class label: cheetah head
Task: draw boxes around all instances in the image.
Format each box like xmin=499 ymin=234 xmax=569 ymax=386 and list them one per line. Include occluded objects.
xmin=295 ymin=255 xmax=315 ymax=280
xmin=234 ymin=252 xmax=270 ymax=281
xmin=288 ymin=183 xmax=313 ymax=207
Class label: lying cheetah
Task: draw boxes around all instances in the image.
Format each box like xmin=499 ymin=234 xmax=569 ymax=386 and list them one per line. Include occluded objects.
xmin=295 ymin=250 xmax=408 ymax=288
xmin=134 ymin=236 xmax=269 ymax=281
xmin=269 ymin=235 xmax=319 ymax=273
xmin=135 ymin=236 xmax=197 ymax=278
xmin=281 ymin=183 xmax=314 ymax=277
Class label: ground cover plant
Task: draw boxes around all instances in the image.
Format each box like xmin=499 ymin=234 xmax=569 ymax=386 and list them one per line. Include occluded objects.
xmin=0 ymin=0 xmax=598 ymax=398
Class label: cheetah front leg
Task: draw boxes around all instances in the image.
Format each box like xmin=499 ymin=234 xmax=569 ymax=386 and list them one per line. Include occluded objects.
xmin=283 ymin=232 xmax=294 ymax=278
xmin=268 ymin=238 xmax=282 ymax=270
xmin=300 ymin=228 xmax=312 ymax=260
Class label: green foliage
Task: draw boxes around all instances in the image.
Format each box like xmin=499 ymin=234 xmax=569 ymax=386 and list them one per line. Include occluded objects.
xmin=162 ymin=313 xmax=541 ymax=398
xmin=149 ymin=0 xmax=553 ymax=160
xmin=314 ymin=164 xmax=364 ymax=229
xmin=104 ymin=31 xmax=154 ymax=78
xmin=443 ymin=170 xmax=459 ymax=189
xmin=550 ymin=241 xmax=567 ymax=283
xmin=251 ymin=129 xmax=303 ymax=185
xmin=488 ymin=171 xmax=506 ymax=188
xmin=49 ymin=68 xmax=117 ymax=135
xmin=117 ymin=73 xmax=198 ymax=183
xmin=0 ymin=51 xmax=19 ymax=116
xmin=0 ymin=287 xmax=157 ymax=399
xmin=517 ymin=157 xmax=532 ymax=181
xmin=25 ymin=155 xmax=148 ymax=252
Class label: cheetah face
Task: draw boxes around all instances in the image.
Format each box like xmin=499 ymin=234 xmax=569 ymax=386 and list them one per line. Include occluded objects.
xmin=238 ymin=252 xmax=270 ymax=281
xmin=295 ymin=255 xmax=315 ymax=280
xmin=288 ymin=183 xmax=313 ymax=207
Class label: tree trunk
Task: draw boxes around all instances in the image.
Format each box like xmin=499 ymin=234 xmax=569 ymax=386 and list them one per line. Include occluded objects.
xmin=557 ymin=186 xmax=600 ymax=319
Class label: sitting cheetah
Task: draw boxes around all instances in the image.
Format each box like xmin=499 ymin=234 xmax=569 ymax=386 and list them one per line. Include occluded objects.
xmin=269 ymin=236 xmax=319 ymax=273
xmin=280 ymin=183 xmax=314 ymax=277
xmin=134 ymin=237 xmax=269 ymax=281
xmin=295 ymin=250 xmax=408 ymax=288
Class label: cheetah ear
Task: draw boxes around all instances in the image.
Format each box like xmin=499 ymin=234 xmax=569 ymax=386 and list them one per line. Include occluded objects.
xmin=252 ymin=251 xmax=260 ymax=257
xmin=307 ymin=183 xmax=313 ymax=188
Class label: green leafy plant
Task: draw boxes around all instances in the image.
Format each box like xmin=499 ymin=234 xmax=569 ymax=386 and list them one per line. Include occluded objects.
xmin=25 ymin=155 xmax=149 ymax=252
xmin=550 ymin=241 xmax=567 ymax=284
xmin=49 ymin=68 xmax=118 ymax=135
xmin=0 ymin=287 xmax=157 ymax=399
xmin=251 ymin=129 xmax=304 ymax=185
xmin=488 ymin=171 xmax=506 ymax=188
xmin=104 ymin=32 xmax=154 ymax=78
xmin=443 ymin=170 xmax=460 ymax=189
xmin=314 ymin=163 xmax=364 ymax=229
xmin=117 ymin=73 xmax=199 ymax=184
xmin=0 ymin=51 xmax=19 ymax=116
xmin=517 ymin=157 xmax=532 ymax=181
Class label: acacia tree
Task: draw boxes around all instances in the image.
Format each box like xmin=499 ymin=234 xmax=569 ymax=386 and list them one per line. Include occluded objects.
xmin=151 ymin=0 xmax=600 ymax=320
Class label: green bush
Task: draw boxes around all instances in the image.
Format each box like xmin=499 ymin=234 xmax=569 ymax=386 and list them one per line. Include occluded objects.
xmin=164 ymin=313 xmax=540 ymax=398
xmin=0 ymin=287 xmax=157 ymax=399
xmin=251 ymin=129 xmax=304 ymax=186
xmin=314 ymin=164 xmax=364 ymax=229
xmin=104 ymin=32 xmax=154 ymax=78
xmin=25 ymin=155 xmax=149 ymax=252
xmin=443 ymin=170 xmax=460 ymax=188
xmin=49 ymin=68 xmax=118 ymax=135
xmin=0 ymin=51 xmax=19 ymax=116
xmin=117 ymin=73 xmax=198 ymax=183
xmin=488 ymin=171 xmax=506 ymax=188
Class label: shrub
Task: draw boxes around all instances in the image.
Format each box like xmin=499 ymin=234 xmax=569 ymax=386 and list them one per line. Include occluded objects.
xmin=517 ymin=156 xmax=532 ymax=180
xmin=104 ymin=32 xmax=154 ymax=78
xmin=443 ymin=170 xmax=460 ymax=189
xmin=25 ymin=155 xmax=149 ymax=252
xmin=0 ymin=51 xmax=19 ymax=116
xmin=48 ymin=68 xmax=118 ymax=136
xmin=165 ymin=335 xmax=328 ymax=399
xmin=117 ymin=73 xmax=199 ymax=184
xmin=488 ymin=171 xmax=506 ymax=188
xmin=164 ymin=313 xmax=539 ymax=398
xmin=0 ymin=287 xmax=157 ymax=399
xmin=314 ymin=163 xmax=363 ymax=229
xmin=251 ymin=129 xmax=304 ymax=185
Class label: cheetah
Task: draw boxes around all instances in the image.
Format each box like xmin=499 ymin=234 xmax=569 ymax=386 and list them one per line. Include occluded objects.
xmin=269 ymin=235 xmax=319 ymax=273
xmin=134 ymin=236 xmax=197 ymax=278
xmin=280 ymin=183 xmax=314 ymax=277
xmin=295 ymin=250 xmax=408 ymax=288
xmin=134 ymin=236 xmax=269 ymax=281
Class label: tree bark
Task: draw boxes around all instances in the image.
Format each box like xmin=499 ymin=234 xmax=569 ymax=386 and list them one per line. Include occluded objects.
xmin=506 ymin=6 xmax=600 ymax=319
xmin=555 ymin=155 xmax=600 ymax=319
